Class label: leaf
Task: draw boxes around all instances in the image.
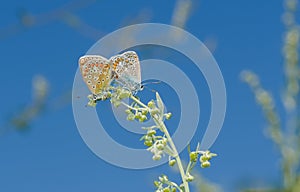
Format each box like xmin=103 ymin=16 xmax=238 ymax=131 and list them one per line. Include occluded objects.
xmin=187 ymin=144 xmax=191 ymax=154
xmin=156 ymin=92 xmax=164 ymax=119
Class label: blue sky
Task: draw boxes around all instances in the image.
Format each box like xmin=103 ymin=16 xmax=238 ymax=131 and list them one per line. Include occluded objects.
xmin=0 ymin=0 xmax=295 ymax=191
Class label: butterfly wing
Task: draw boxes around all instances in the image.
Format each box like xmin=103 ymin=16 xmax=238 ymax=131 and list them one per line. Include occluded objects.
xmin=109 ymin=51 xmax=141 ymax=92
xmin=78 ymin=55 xmax=112 ymax=95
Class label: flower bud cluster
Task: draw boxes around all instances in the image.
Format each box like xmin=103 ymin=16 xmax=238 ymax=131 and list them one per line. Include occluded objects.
xmin=199 ymin=150 xmax=217 ymax=168
xmin=147 ymin=138 xmax=168 ymax=161
xmin=154 ymin=175 xmax=177 ymax=192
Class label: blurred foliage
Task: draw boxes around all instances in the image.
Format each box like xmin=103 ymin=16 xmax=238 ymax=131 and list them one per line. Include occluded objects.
xmin=0 ymin=75 xmax=49 ymax=134
xmin=241 ymin=0 xmax=300 ymax=191
xmin=192 ymin=170 xmax=223 ymax=192
xmin=0 ymin=0 xmax=98 ymax=40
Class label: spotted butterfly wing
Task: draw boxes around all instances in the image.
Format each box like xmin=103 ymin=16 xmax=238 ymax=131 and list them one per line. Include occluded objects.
xmin=109 ymin=51 xmax=142 ymax=94
xmin=78 ymin=55 xmax=112 ymax=98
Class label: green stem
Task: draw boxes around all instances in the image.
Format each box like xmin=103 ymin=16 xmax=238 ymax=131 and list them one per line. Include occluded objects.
xmin=129 ymin=95 xmax=190 ymax=192
xmin=130 ymin=95 xmax=148 ymax=108
xmin=152 ymin=116 xmax=189 ymax=192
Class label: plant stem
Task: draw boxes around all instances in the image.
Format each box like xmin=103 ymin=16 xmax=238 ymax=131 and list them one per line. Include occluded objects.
xmin=130 ymin=95 xmax=190 ymax=192
xmin=130 ymin=95 xmax=148 ymax=108
xmin=152 ymin=116 xmax=190 ymax=192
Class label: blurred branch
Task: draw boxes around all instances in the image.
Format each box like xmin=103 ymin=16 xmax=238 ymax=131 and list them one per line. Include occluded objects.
xmin=171 ymin=0 xmax=194 ymax=29
xmin=241 ymin=71 xmax=284 ymax=148
xmin=0 ymin=0 xmax=97 ymax=40
xmin=192 ymin=171 xmax=222 ymax=192
xmin=282 ymin=0 xmax=300 ymax=111
xmin=61 ymin=12 xmax=104 ymax=40
xmin=241 ymin=0 xmax=300 ymax=191
xmin=0 ymin=75 xmax=49 ymax=135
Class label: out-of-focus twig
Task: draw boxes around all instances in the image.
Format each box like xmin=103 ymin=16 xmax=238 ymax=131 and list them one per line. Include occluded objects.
xmin=0 ymin=75 xmax=49 ymax=135
xmin=241 ymin=0 xmax=300 ymax=191
xmin=61 ymin=12 xmax=104 ymax=40
xmin=0 ymin=0 xmax=97 ymax=40
xmin=171 ymin=0 xmax=193 ymax=29
xmin=170 ymin=0 xmax=194 ymax=41
xmin=192 ymin=171 xmax=222 ymax=192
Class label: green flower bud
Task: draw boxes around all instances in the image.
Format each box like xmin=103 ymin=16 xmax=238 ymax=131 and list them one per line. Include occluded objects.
xmin=154 ymin=181 xmax=160 ymax=187
xmin=139 ymin=115 xmax=147 ymax=122
xmin=190 ymin=152 xmax=198 ymax=162
xmin=142 ymin=109 xmax=148 ymax=115
xmin=161 ymin=138 xmax=167 ymax=146
xmin=156 ymin=143 xmax=165 ymax=150
xmin=127 ymin=113 xmax=135 ymax=121
xmin=200 ymin=155 xmax=209 ymax=163
xmin=165 ymin=112 xmax=172 ymax=120
xmin=135 ymin=112 xmax=142 ymax=119
xmin=163 ymin=188 xmax=170 ymax=192
xmin=185 ymin=173 xmax=194 ymax=182
xmin=201 ymin=161 xmax=211 ymax=168
xmin=171 ymin=188 xmax=176 ymax=192
xmin=159 ymin=175 xmax=168 ymax=182
xmin=144 ymin=140 xmax=153 ymax=147
xmin=153 ymin=154 xmax=162 ymax=160
xmin=148 ymin=100 xmax=155 ymax=108
xmin=168 ymin=159 xmax=176 ymax=166
xmin=125 ymin=109 xmax=132 ymax=114
xmin=144 ymin=135 xmax=151 ymax=140
xmin=147 ymin=130 xmax=156 ymax=136
xmin=179 ymin=184 xmax=185 ymax=191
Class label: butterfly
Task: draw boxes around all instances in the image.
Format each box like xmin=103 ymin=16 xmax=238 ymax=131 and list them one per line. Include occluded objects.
xmin=78 ymin=55 xmax=113 ymax=101
xmin=78 ymin=51 xmax=143 ymax=103
xmin=110 ymin=51 xmax=143 ymax=95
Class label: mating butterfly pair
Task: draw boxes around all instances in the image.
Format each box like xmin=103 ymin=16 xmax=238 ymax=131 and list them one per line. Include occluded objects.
xmin=78 ymin=51 xmax=142 ymax=101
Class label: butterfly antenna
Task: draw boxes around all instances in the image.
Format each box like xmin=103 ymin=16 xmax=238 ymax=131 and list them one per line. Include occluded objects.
xmin=142 ymin=80 xmax=162 ymax=86
xmin=142 ymin=85 xmax=157 ymax=93
xmin=141 ymin=80 xmax=162 ymax=93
